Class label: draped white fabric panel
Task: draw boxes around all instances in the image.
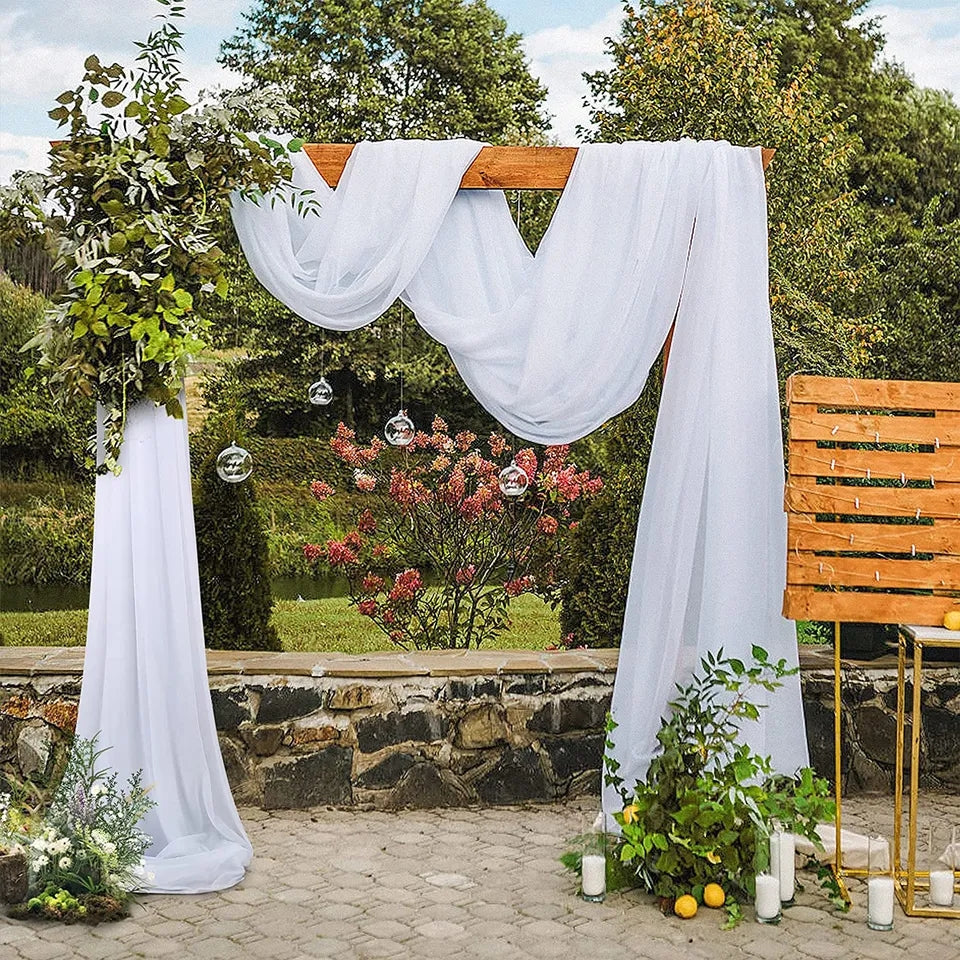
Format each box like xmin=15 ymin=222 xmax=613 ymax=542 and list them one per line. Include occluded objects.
xmin=232 ymin=138 xmax=808 ymax=808
xmin=78 ymin=400 xmax=252 ymax=893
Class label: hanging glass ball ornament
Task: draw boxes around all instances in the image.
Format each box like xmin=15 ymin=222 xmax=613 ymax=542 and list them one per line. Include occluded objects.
xmin=498 ymin=460 xmax=529 ymax=497
xmin=216 ymin=442 xmax=253 ymax=483
xmin=308 ymin=377 xmax=334 ymax=406
xmin=385 ymin=410 xmax=416 ymax=446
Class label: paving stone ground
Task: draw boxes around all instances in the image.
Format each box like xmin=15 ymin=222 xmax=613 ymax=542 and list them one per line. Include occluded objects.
xmin=1 ymin=795 xmax=957 ymax=960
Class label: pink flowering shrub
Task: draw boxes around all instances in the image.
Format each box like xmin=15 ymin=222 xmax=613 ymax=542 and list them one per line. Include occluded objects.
xmin=304 ymin=418 xmax=604 ymax=649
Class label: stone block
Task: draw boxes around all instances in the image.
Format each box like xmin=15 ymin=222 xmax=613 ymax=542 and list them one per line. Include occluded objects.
xmin=856 ymin=704 xmax=915 ymax=768
xmin=922 ymin=706 xmax=960 ymax=770
xmin=356 ymin=752 xmax=418 ymax=789
xmin=238 ymin=723 xmax=284 ymax=757
xmin=218 ymin=735 xmax=255 ymax=803
xmin=210 ymin=687 xmax=252 ymax=731
xmin=442 ymin=678 xmax=501 ymax=701
xmin=261 ymin=746 xmax=353 ymax=809
xmin=356 ymin=709 xmax=450 ymax=753
xmin=289 ymin=724 xmax=340 ymax=749
xmin=475 ymin=747 xmax=552 ymax=804
xmin=543 ymin=734 xmax=603 ymax=782
xmin=328 ymin=683 xmax=388 ymax=711
xmin=456 ymin=704 xmax=509 ymax=749
xmin=39 ymin=698 xmax=78 ymax=732
xmin=17 ymin=723 xmax=53 ymax=778
xmin=388 ymin=763 xmax=471 ymax=809
xmin=528 ymin=695 xmax=609 ymax=734
xmin=257 ymin=684 xmax=323 ymax=724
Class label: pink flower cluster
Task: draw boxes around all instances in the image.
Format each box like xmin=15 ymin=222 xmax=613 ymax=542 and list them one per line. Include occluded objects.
xmin=330 ymin=423 xmax=385 ymax=468
xmin=504 ymin=575 xmax=535 ymax=597
xmin=389 ymin=468 xmax=431 ymax=508
xmin=389 ymin=568 xmax=423 ymax=603
xmin=326 ymin=539 xmax=359 ymax=566
xmin=303 ymin=543 xmax=323 ymax=562
xmin=354 ymin=472 xmax=376 ymax=492
xmin=455 ymin=564 xmax=476 ymax=585
xmin=361 ymin=574 xmax=384 ymax=594
xmin=357 ymin=599 xmax=378 ymax=617
xmin=310 ymin=480 xmax=334 ymax=502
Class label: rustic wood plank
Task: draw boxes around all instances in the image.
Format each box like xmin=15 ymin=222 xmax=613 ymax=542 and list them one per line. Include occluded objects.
xmin=787 ymin=375 xmax=960 ymax=411
xmin=785 ymin=480 xmax=960 ymax=519
xmin=782 ymin=590 xmax=959 ymax=626
xmin=787 ymin=442 xmax=960 ymax=481
xmin=787 ymin=406 xmax=960 ymax=446
xmin=303 ymin=144 xmax=776 ymax=190
xmin=787 ymin=518 xmax=960 ymax=555
xmin=787 ymin=555 xmax=960 ymax=590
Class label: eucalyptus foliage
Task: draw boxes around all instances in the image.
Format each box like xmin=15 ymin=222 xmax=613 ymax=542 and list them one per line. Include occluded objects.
xmin=24 ymin=0 xmax=305 ymax=473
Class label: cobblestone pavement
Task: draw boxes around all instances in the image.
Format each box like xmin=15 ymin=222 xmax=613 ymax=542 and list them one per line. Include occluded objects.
xmin=1 ymin=795 xmax=958 ymax=960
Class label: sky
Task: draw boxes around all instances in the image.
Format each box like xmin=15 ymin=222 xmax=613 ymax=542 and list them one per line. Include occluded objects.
xmin=1 ymin=0 xmax=959 ymax=182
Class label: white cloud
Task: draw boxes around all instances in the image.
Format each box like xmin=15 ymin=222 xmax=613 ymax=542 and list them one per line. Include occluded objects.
xmin=869 ymin=5 xmax=960 ymax=96
xmin=0 ymin=133 xmax=54 ymax=183
xmin=523 ymin=6 xmax=622 ymax=143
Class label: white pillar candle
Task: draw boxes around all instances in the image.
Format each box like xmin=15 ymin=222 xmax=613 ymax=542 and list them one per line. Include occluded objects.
xmin=581 ymin=854 xmax=606 ymax=898
xmin=773 ymin=832 xmax=796 ymax=902
xmin=867 ymin=876 xmax=895 ymax=929
xmin=929 ymin=869 xmax=955 ymax=907
xmin=755 ymin=874 xmax=781 ymax=921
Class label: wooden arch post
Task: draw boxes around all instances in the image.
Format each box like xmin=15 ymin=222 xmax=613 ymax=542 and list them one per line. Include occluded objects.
xmin=303 ymin=144 xmax=776 ymax=373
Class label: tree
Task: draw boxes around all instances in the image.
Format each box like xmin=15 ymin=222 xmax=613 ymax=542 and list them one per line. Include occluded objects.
xmin=193 ymin=414 xmax=281 ymax=651
xmin=211 ymin=0 xmax=553 ymax=438
xmin=721 ymin=0 xmax=960 ymax=220
xmin=562 ymin=0 xmax=868 ymax=645
xmin=220 ymin=0 xmax=549 ymax=143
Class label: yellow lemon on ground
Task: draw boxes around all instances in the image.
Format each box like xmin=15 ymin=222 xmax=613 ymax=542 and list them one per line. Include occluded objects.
xmin=703 ymin=884 xmax=726 ymax=908
xmin=944 ymin=611 xmax=960 ymax=631
xmin=674 ymin=894 xmax=698 ymax=919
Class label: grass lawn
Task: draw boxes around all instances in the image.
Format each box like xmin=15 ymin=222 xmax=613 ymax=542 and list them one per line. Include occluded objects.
xmin=0 ymin=594 xmax=563 ymax=653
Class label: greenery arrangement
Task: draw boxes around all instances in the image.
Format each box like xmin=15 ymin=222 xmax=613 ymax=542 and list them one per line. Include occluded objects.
xmin=565 ymin=647 xmax=835 ymax=924
xmin=0 ymin=737 xmax=155 ymax=923
xmin=304 ymin=419 xmax=603 ymax=649
xmin=18 ymin=0 xmax=304 ymax=474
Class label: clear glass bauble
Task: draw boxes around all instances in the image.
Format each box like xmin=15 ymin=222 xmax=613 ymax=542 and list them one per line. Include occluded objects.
xmin=216 ymin=443 xmax=253 ymax=483
xmin=385 ymin=410 xmax=415 ymax=446
xmin=498 ymin=461 xmax=529 ymax=497
xmin=308 ymin=377 xmax=334 ymax=406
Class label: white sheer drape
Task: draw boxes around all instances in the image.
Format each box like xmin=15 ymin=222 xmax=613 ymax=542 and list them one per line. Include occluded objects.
xmin=233 ymin=138 xmax=809 ymax=809
xmin=78 ymin=400 xmax=252 ymax=893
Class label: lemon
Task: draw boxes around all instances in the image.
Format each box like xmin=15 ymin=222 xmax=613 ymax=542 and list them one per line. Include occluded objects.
xmin=703 ymin=883 xmax=726 ymax=908
xmin=622 ymin=803 xmax=640 ymax=825
xmin=674 ymin=894 xmax=698 ymax=919
xmin=943 ymin=611 xmax=960 ymax=631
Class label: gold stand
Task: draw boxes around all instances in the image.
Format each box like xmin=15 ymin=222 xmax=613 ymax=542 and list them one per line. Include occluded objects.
xmin=893 ymin=626 xmax=959 ymax=918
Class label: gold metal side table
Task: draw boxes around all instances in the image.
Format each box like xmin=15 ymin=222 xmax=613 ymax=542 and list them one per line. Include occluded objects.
xmin=894 ymin=624 xmax=960 ymax=918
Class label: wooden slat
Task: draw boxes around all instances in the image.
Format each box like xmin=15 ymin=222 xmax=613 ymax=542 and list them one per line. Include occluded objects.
xmin=785 ymin=480 xmax=960 ymax=519
xmin=787 ymin=375 xmax=960 ymax=412
xmin=783 ymin=590 xmax=959 ymax=626
xmin=303 ymin=144 xmax=776 ymax=190
xmin=787 ymin=442 xmax=960 ymax=481
xmin=787 ymin=518 xmax=960 ymax=555
xmin=788 ymin=555 xmax=960 ymax=590
xmin=788 ymin=406 xmax=960 ymax=446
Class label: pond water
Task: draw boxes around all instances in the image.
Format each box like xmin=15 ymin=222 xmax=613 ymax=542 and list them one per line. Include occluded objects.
xmin=1 ymin=576 xmax=350 ymax=612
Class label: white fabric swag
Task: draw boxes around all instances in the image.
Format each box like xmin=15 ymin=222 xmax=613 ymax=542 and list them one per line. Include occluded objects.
xmin=233 ymin=138 xmax=809 ymax=812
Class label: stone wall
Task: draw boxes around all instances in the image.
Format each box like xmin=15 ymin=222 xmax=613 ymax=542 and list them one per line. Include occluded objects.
xmin=0 ymin=646 xmax=957 ymax=809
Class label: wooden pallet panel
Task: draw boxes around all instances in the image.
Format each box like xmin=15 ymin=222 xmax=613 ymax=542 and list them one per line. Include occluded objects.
xmin=784 ymin=375 xmax=960 ymax=626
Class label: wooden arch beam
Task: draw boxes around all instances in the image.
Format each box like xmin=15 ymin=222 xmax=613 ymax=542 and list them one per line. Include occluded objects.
xmin=303 ymin=144 xmax=775 ymax=190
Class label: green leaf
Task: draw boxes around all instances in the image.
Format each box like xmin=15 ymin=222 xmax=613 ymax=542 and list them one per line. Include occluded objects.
xmin=159 ymin=274 xmax=175 ymax=292
xmin=167 ymin=94 xmax=190 ymax=115
xmin=124 ymin=101 xmax=143 ymax=118
xmin=55 ymin=90 xmax=75 ymax=105
xmin=108 ymin=232 xmax=128 ymax=254
xmin=102 ymin=91 xmax=125 ymax=108
xmin=48 ymin=107 xmax=69 ymax=122
xmin=172 ymin=289 xmax=193 ymax=310
xmin=84 ymin=54 xmax=100 ymax=71
xmin=214 ymin=274 xmax=229 ymax=300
